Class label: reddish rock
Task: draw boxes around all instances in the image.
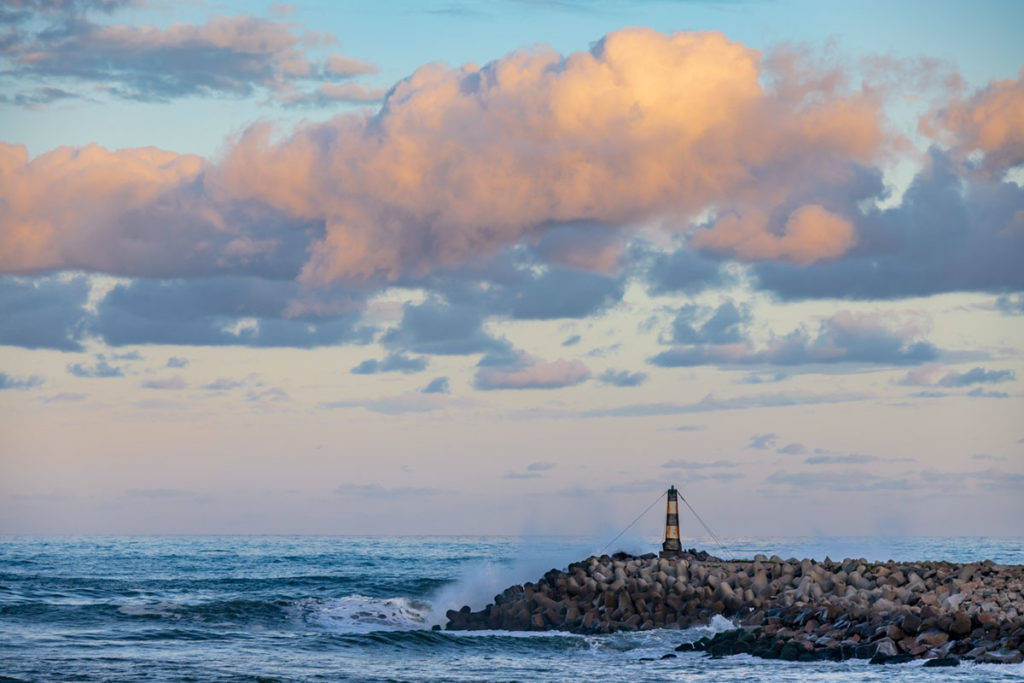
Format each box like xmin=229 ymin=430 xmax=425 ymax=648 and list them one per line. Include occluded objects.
xmin=916 ymin=630 xmax=950 ymax=647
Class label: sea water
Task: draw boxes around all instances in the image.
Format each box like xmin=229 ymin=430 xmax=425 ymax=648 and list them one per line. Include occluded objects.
xmin=2 ymin=536 xmax=1023 ymax=682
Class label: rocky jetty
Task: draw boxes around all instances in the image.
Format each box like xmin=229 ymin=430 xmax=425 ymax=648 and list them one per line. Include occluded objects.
xmin=444 ymin=550 xmax=1024 ymax=665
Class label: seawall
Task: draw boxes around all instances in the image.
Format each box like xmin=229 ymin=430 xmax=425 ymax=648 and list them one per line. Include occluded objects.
xmin=444 ymin=550 xmax=1024 ymax=665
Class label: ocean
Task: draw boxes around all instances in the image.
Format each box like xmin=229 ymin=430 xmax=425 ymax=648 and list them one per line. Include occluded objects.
xmin=2 ymin=535 xmax=1023 ymax=682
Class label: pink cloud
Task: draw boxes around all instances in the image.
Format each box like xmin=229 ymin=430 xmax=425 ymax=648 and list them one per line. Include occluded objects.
xmin=927 ymin=68 xmax=1024 ymax=171
xmin=0 ymin=142 xmax=204 ymax=274
xmin=474 ymin=356 xmax=590 ymax=390
xmin=691 ymin=204 xmax=857 ymax=265
xmin=4 ymin=27 xmax=989 ymax=284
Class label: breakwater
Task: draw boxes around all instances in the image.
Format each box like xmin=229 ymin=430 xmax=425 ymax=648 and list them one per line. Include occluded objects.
xmin=445 ymin=550 xmax=1024 ymax=665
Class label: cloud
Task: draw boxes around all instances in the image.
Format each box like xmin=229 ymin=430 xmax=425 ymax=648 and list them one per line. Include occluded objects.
xmin=527 ymin=461 xmax=556 ymax=471
xmin=2 ymin=27 xmax=896 ymax=284
xmin=597 ymin=368 xmax=647 ymax=387
xmin=738 ymin=371 xmax=789 ymax=384
xmin=350 ymin=352 xmax=428 ymax=375
xmin=661 ymin=459 xmax=739 ymax=469
xmin=928 ymin=68 xmax=1024 ymax=171
xmin=693 ymin=204 xmax=858 ymax=265
xmin=642 ymin=243 xmax=733 ymax=295
xmin=669 ymin=301 xmax=750 ymax=345
xmin=562 ymin=334 xmax=581 ymax=347
xmin=967 ymin=468 xmax=1024 ymax=490
xmin=320 ymin=392 xmax=453 ymax=415
xmin=281 ymin=82 xmax=387 ymax=107
xmin=688 ymin=471 xmax=745 ymax=482
xmin=228 ymin=28 xmax=892 ymax=284
xmin=166 ymin=357 xmax=189 ymax=368
xmin=910 ymin=390 xmax=949 ymax=398
xmin=651 ymin=311 xmax=939 ymax=368
xmin=66 ymin=356 xmax=123 ymax=378
xmin=0 ymin=372 xmax=44 ymax=390
xmin=474 ymin=353 xmax=590 ymax=390
xmin=2 ymin=11 xmax=380 ymax=105
xmin=246 ymin=387 xmax=289 ymax=402
xmin=502 ymin=471 xmax=541 ymax=480
xmin=203 ymin=376 xmax=255 ymax=391
xmin=997 ymin=294 xmax=1024 ymax=315
xmin=141 ymin=376 xmax=186 ymax=390
xmin=971 ymin=453 xmax=1006 ymax=462
xmin=966 ymin=387 xmax=1009 ymax=399
xmin=753 ymin=149 xmax=1024 ymax=299
xmin=765 ymin=469 xmax=909 ymax=492
xmin=895 ymin=365 xmax=939 ymax=386
xmin=421 ymin=376 xmax=450 ymax=394
xmin=334 ymin=483 xmax=447 ymax=497
xmin=40 ymin=391 xmax=87 ymax=403
xmin=747 ymin=433 xmax=777 ymax=449
xmin=91 ymin=277 xmax=372 ymax=348
xmin=804 ymin=453 xmax=880 ymax=465
xmin=509 ymin=267 xmax=624 ymax=320
xmin=381 ymin=297 xmax=505 ymax=356
xmin=937 ymin=367 xmax=1015 ymax=387
xmin=776 ymin=442 xmax=806 ymax=455
xmin=0 ymin=276 xmax=89 ymax=350
xmin=1 ymin=26 xmax=1020 ymax=362
xmin=581 ymin=391 xmax=867 ymax=418
xmin=0 ymin=86 xmax=80 ymax=107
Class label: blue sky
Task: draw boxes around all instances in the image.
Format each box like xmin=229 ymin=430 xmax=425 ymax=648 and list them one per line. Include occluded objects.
xmin=0 ymin=0 xmax=1021 ymax=536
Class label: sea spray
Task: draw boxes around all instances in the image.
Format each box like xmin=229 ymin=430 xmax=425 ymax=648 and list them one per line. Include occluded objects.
xmin=427 ymin=538 xmax=600 ymax=626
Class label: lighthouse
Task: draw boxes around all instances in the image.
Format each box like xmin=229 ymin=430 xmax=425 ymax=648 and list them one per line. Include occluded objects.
xmin=660 ymin=485 xmax=681 ymax=558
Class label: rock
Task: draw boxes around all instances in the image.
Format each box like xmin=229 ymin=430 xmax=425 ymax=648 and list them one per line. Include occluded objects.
xmin=922 ymin=656 xmax=960 ymax=667
xmin=442 ymin=549 xmax=1024 ymax=668
xmin=874 ymin=638 xmax=899 ymax=657
xmin=949 ymin=614 xmax=972 ymax=637
xmin=977 ymin=649 xmax=1024 ymax=664
xmin=870 ymin=650 xmax=915 ymax=665
xmin=900 ymin=613 xmax=922 ymax=636
xmin=916 ymin=630 xmax=949 ymax=647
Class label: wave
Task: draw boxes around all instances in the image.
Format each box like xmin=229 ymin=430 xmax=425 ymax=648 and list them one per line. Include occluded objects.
xmin=0 ymin=573 xmax=451 ymax=600
xmin=288 ymin=595 xmax=432 ymax=633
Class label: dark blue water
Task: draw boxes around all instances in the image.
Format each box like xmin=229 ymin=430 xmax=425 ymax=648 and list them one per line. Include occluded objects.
xmin=2 ymin=536 xmax=1023 ymax=682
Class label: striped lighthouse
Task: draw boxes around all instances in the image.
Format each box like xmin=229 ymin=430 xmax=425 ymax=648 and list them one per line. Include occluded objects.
xmin=660 ymin=485 xmax=681 ymax=557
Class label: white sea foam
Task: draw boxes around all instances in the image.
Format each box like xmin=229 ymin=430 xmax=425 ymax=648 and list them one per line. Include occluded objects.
xmin=289 ymin=595 xmax=431 ymax=633
xmin=699 ymin=614 xmax=738 ymax=635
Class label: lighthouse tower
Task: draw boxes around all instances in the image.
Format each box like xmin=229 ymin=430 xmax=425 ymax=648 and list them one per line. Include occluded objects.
xmin=660 ymin=485 xmax=682 ymax=558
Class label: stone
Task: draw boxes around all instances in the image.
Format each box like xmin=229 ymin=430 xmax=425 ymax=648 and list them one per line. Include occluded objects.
xmin=916 ymin=630 xmax=949 ymax=647
xmin=977 ymin=649 xmax=1024 ymax=664
xmin=874 ymin=638 xmax=899 ymax=657
xmin=900 ymin=613 xmax=922 ymax=636
xmin=922 ymin=657 xmax=960 ymax=667
xmin=949 ymin=614 xmax=972 ymax=637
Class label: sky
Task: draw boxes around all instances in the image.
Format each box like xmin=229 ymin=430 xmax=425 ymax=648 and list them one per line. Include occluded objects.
xmin=0 ymin=0 xmax=1022 ymax=538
